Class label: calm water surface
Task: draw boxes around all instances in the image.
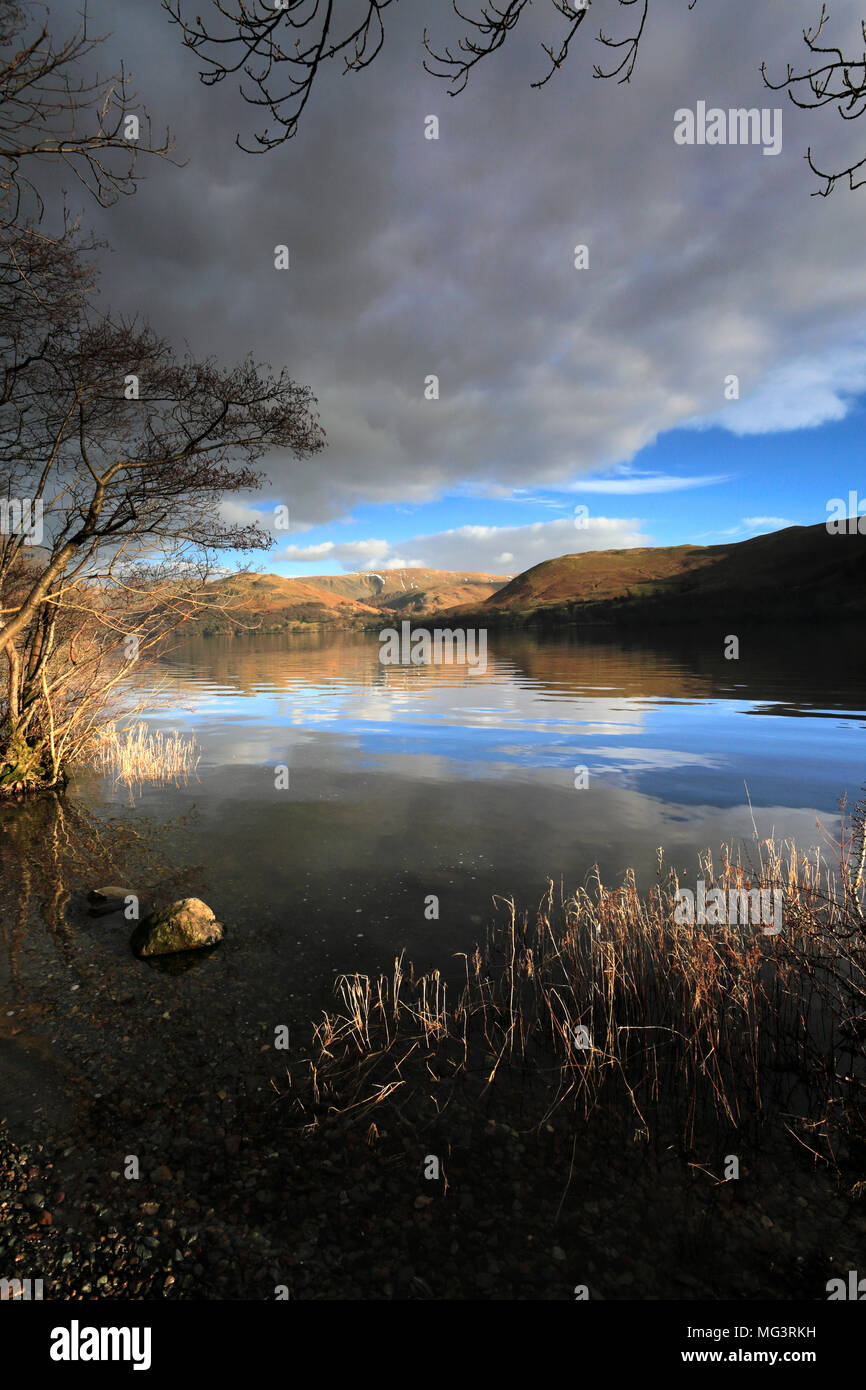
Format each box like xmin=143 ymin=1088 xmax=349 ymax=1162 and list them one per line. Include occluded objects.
xmin=79 ymin=623 xmax=866 ymax=981
xmin=2 ymin=623 xmax=865 ymax=1126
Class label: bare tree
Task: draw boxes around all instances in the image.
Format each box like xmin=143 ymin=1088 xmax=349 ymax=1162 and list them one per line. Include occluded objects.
xmin=166 ymin=0 xmax=866 ymax=197
xmin=0 ymin=0 xmax=178 ymax=507
xmin=163 ymin=0 xmax=397 ymax=151
xmin=422 ymin=0 xmax=669 ymax=95
xmin=0 ymin=0 xmax=176 ymax=228
xmin=0 ymin=2 xmax=327 ymax=794
xmin=0 ymin=247 xmax=326 ymax=792
xmin=763 ymin=4 xmax=866 ymax=196
xmin=163 ymin=0 xmax=676 ymax=150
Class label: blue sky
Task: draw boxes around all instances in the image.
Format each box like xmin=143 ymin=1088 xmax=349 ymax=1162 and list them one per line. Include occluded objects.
xmin=85 ymin=0 xmax=866 ymax=580
xmin=271 ymin=403 xmax=866 ymax=576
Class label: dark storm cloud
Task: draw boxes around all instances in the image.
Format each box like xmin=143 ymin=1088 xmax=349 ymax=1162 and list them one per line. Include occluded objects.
xmin=72 ymin=0 xmax=866 ymax=533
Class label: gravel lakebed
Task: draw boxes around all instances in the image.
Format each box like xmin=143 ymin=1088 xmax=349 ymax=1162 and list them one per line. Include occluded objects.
xmin=2 ymin=886 xmax=865 ymax=1301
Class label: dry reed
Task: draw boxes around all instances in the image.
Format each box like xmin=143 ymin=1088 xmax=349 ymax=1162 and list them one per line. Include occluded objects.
xmin=291 ymin=815 xmax=866 ymax=1160
xmin=95 ymin=722 xmax=200 ymax=787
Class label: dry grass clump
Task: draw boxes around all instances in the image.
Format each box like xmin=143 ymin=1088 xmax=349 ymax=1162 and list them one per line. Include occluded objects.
xmin=290 ymin=808 xmax=866 ymax=1161
xmin=95 ymin=722 xmax=200 ymax=787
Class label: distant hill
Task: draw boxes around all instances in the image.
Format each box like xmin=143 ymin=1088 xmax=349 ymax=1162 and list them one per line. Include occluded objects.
xmin=296 ymin=568 xmax=511 ymax=614
xmin=443 ymin=523 xmax=866 ymax=626
xmin=193 ymin=574 xmax=379 ymax=634
xmin=185 ymin=525 xmax=863 ymax=635
xmin=190 ymin=568 xmax=510 ymax=634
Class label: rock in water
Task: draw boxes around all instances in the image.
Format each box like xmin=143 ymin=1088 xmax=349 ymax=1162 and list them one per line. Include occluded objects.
xmin=89 ymin=885 xmax=140 ymax=903
xmin=88 ymin=886 xmax=142 ymax=918
xmin=130 ymin=898 xmax=223 ymax=958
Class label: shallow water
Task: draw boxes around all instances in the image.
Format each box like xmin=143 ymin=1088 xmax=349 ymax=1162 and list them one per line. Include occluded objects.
xmin=89 ymin=624 xmax=866 ymax=957
xmin=2 ymin=622 xmax=866 ymax=1030
xmin=1 ymin=618 xmax=865 ymax=1300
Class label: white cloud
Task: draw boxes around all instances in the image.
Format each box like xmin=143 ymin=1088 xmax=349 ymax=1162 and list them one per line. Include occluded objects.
xmin=86 ymin=0 xmax=866 ymax=529
xmin=570 ymin=473 xmax=730 ymax=495
xmin=284 ymin=516 xmax=649 ymax=574
xmin=217 ymin=500 xmax=272 ymax=528
xmin=697 ymin=515 xmax=794 ymax=539
xmin=279 ymin=540 xmax=336 ymax=558
xmin=702 ymin=349 xmax=866 ymax=436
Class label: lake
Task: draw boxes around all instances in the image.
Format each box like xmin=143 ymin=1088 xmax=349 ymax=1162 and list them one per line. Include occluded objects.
xmin=2 ymin=619 xmax=865 ymax=1300
xmin=79 ymin=621 xmax=866 ymax=994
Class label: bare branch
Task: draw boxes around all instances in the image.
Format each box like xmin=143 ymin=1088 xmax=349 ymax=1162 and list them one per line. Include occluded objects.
xmin=163 ymin=0 xmax=396 ymax=150
xmin=0 ymin=242 xmax=326 ymax=790
xmin=0 ymin=0 xmax=179 ymax=228
xmin=762 ymin=5 xmax=866 ymax=196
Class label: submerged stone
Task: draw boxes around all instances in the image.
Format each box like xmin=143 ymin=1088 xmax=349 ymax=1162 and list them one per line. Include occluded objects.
xmin=89 ymin=885 xmax=139 ymax=903
xmin=88 ymin=886 xmax=142 ymax=918
xmin=130 ymin=898 xmax=223 ymax=958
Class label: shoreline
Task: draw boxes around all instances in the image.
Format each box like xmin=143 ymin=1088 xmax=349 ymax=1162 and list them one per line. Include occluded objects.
xmin=2 ymin=848 xmax=865 ymax=1299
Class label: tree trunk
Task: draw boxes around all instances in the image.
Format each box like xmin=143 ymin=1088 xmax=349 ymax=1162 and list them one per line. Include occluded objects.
xmin=0 ymin=728 xmax=58 ymax=792
xmin=1 ymin=644 xmax=64 ymax=792
xmin=5 ymin=640 xmax=21 ymax=722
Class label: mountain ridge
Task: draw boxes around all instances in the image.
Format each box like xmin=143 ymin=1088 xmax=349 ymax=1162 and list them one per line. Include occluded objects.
xmin=188 ymin=523 xmax=864 ymax=634
xmin=443 ymin=522 xmax=866 ymax=625
xmin=192 ymin=568 xmax=511 ymax=633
